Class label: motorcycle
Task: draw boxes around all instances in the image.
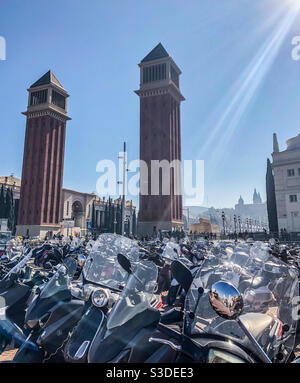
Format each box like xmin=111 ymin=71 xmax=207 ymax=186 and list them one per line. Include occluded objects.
xmin=0 ymin=247 xmax=50 ymax=354
xmin=86 ymin=255 xmax=162 ymax=363
xmin=13 ymin=256 xmax=84 ymax=362
xmin=63 ymin=233 xmax=147 ymax=363
xmin=146 ymin=242 xmax=299 ymax=363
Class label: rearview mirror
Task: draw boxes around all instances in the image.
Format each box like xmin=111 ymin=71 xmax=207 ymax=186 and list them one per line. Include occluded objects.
xmin=117 ymin=253 xmax=132 ymax=274
xmin=209 ymin=281 xmax=271 ymax=363
xmin=209 ymin=281 xmax=243 ymax=320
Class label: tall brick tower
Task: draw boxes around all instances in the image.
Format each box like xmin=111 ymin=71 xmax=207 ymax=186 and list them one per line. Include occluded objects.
xmin=16 ymin=71 xmax=71 ymax=238
xmin=135 ymin=43 xmax=184 ymax=236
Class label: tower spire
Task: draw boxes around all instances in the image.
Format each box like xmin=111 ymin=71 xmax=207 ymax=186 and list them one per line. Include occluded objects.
xmin=273 ymin=133 xmax=279 ymax=153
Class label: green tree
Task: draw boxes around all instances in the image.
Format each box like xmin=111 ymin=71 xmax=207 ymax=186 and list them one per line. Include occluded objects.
xmin=116 ymin=201 xmax=122 ymax=235
xmin=104 ymin=203 xmax=108 ymax=232
xmin=109 ymin=200 xmax=115 ymax=233
xmin=5 ymin=188 xmax=14 ymax=231
xmin=0 ymin=186 xmax=4 ymax=218
xmin=10 ymin=188 xmax=15 ymax=233
xmin=266 ymin=158 xmax=278 ymax=234
xmin=132 ymin=209 xmax=136 ymax=236
xmin=91 ymin=202 xmax=96 ymax=232
xmin=108 ymin=197 xmax=113 ymax=233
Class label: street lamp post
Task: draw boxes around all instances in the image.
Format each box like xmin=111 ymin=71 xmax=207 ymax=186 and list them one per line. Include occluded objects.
xmin=118 ymin=141 xmax=128 ymax=236
xmin=233 ymin=214 xmax=237 ymax=233
xmin=113 ymin=206 xmax=117 ymax=235
xmin=221 ymin=211 xmax=226 ymax=237
xmin=238 ymin=216 xmax=241 ymax=235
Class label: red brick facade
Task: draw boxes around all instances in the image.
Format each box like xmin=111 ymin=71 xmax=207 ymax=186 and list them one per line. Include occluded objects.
xmin=18 ymin=114 xmax=66 ymax=227
xmin=16 ymin=71 xmax=70 ymax=236
xmin=139 ymin=93 xmax=183 ymax=224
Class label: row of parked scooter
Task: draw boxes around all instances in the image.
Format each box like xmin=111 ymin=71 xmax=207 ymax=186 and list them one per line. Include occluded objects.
xmin=0 ymin=234 xmax=300 ymax=363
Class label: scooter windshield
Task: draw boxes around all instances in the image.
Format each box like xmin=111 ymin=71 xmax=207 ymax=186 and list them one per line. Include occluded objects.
xmin=185 ymin=242 xmax=299 ymax=359
xmin=82 ymin=234 xmax=139 ymax=290
xmin=4 ymin=250 xmax=33 ymax=278
xmin=162 ymin=242 xmax=181 ymax=263
xmin=107 ymin=260 xmax=158 ymax=330
xmin=40 ymin=257 xmax=77 ymax=299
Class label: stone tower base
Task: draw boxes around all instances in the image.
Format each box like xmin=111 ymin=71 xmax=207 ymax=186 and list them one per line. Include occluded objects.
xmin=138 ymin=221 xmax=183 ymax=237
xmin=16 ymin=224 xmax=61 ymax=239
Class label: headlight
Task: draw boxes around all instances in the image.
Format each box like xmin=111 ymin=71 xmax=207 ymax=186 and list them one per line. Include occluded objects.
xmin=207 ymin=349 xmax=245 ymax=363
xmin=27 ymin=319 xmax=39 ymax=329
xmin=77 ymin=254 xmax=86 ymax=267
xmin=91 ymin=288 xmax=109 ymax=308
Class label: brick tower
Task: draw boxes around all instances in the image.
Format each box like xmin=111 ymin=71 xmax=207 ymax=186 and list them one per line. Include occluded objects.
xmin=135 ymin=43 xmax=184 ymax=236
xmin=16 ymin=71 xmax=71 ymax=238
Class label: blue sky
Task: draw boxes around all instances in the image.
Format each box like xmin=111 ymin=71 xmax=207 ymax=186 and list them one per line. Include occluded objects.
xmin=0 ymin=0 xmax=300 ymax=209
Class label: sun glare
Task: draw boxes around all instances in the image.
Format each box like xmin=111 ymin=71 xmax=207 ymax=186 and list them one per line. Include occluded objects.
xmin=288 ymin=0 xmax=300 ymax=11
xmin=197 ymin=0 xmax=300 ymax=173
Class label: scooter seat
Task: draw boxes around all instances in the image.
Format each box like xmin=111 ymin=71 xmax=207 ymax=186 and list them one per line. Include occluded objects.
xmin=239 ymin=313 xmax=274 ymax=340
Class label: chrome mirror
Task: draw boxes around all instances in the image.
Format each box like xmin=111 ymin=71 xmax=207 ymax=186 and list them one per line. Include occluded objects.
xmin=209 ymin=281 xmax=243 ymax=320
xmin=209 ymin=281 xmax=272 ymax=363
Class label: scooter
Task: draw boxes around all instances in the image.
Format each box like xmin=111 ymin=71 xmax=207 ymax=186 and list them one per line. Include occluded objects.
xmin=0 ymin=249 xmax=50 ymax=354
xmin=13 ymin=257 xmax=85 ymax=363
xmin=63 ymin=234 xmax=161 ymax=363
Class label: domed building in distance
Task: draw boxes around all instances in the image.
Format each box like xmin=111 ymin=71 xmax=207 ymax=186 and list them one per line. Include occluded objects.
xmin=234 ymin=188 xmax=267 ymax=223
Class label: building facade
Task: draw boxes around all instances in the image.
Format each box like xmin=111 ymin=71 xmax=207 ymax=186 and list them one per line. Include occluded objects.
xmin=135 ymin=43 xmax=184 ymax=236
xmin=0 ymin=175 xmax=21 ymax=200
xmin=61 ymin=190 xmax=136 ymax=236
xmin=234 ymin=189 xmax=268 ymax=225
xmin=189 ymin=218 xmax=220 ymax=235
xmin=197 ymin=190 xmax=268 ymax=234
xmin=16 ymin=71 xmax=71 ymax=238
xmin=272 ymin=133 xmax=300 ymax=233
xmin=2 ymin=176 xmax=137 ymax=237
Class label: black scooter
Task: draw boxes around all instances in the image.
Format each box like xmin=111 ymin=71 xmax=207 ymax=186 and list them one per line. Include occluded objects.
xmin=13 ymin=257 xmax=85 ymax=363
xmin=63 ymin=253 xmax=162 ymax=363
xmin=81 ymin=255 xmax=164 ymax=363
xmin=0 ymin=248 xmax=50 ymax=354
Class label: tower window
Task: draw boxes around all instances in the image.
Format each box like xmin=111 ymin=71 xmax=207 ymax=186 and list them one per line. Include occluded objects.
xmin=287 ymin=169 xmax=295 ymax=177
xmin=52 ymin=90 xmax=66 ymax=109
xmin=143 ymin=63 xmax=167 ymax=84
xmin=170 ymin=65 xmax=179 ymax=87
xmin=30 ymin=89 xmax=48 ymax=106
xmin=289 ymin=195 xmax=297 ymax=203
